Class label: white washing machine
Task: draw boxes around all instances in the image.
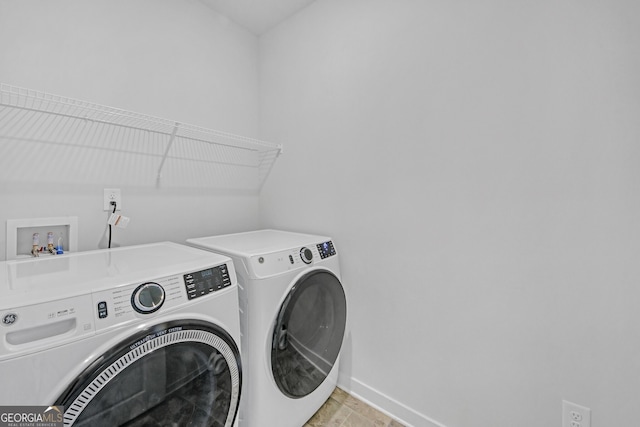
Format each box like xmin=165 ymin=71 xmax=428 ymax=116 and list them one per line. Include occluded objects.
xmin=187 ymin=230 xmax=347 ymax=427
xmin=0 ymin=242 xmax=242 ymax=427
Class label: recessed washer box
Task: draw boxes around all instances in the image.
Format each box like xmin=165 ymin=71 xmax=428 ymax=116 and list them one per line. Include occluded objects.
xmin=6 ymin=216 xmax=78 ymax=260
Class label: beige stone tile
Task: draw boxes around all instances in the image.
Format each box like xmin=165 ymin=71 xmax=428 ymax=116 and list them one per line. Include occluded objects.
xmin=368 ymin=411 xmax=392 ymax=427
xmin=342 ymin=411 xmax=376 ymax=427
xmin=331 ymin=386 xmax=350 ymax=404
xmin=341 ymin=394 xmax=370 ymax=412
xmin=306 ymin=397 xmax=352 ymax=427
xmin=307 ymin=388 xmax=405 ymax=427
xmin=341 ymin=395 xmax=392 ymax=426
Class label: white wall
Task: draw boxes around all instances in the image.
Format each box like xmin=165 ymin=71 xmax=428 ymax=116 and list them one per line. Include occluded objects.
xmin=0 ymin=0 xmax=261 ymax=260
xmin=258 ymin=0 xmax=640 ymax=426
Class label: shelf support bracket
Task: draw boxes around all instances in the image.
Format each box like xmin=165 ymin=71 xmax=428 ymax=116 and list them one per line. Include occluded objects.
xmin=156 ymin=122 xmax=180 ymax=188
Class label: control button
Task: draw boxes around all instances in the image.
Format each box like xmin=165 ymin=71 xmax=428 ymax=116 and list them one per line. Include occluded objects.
xmin=97 ymin=301 xmax=108 ymax=319
xmin=300 ymin=247 xmax=313 ymax=264
xmin=131 ymin=282 xmax=165 ymax=314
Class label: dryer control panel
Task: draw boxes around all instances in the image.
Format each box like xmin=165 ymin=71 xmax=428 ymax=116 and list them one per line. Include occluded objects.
xmin=248 ymin=240 xmax=338 ymax=278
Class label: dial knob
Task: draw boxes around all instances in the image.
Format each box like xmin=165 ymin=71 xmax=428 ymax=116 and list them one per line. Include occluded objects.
xmin=300 ymin=247 xmax=313 ymax=264
xmin=132 ymin=282 xmax=165 ymax=314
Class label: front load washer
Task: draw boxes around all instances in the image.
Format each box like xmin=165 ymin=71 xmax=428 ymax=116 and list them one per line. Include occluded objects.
xmin=187 ymin=230 xmax=347 ymax=427
xmin=0 ymin=242 xmax=242 ymax=427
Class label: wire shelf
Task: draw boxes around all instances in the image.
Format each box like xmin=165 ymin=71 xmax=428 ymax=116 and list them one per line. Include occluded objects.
xmin=0 ymin=83 xmax=282 ymax=191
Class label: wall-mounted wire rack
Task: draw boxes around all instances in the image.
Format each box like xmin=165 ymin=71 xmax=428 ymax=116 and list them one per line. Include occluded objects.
xmin=0 ymin=83 xmax=282 ymax=191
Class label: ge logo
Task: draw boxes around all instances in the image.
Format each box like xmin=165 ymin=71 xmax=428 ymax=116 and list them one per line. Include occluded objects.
xmin=2 ymin=313 xmax=18 ymax=326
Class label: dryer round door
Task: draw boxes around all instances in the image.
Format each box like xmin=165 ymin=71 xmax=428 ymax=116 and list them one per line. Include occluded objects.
xmin=56 ymin=320 xmax=241 ymax=427
xmin=271 ymin=270 xmax=347 ymax=398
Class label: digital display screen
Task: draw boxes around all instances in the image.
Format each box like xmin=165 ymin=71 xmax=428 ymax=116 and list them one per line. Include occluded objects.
xmin=194 ymin=268 xmax=222 ymax=289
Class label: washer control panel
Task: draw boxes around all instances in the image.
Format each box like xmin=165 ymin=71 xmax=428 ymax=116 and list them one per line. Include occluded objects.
xmin=93 ymin=275 xmax=183 ymax=328
xmin=184 ymin=264 xmax=231 ymax=300
xmin=92 ymin=262 xmax=233 ymax=330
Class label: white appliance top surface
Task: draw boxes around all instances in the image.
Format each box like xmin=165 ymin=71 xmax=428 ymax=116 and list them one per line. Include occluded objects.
xmin=0 ymin=242 xmax=230 ymax=307
xmin=188 ymin=229 xmax=331 ymax=257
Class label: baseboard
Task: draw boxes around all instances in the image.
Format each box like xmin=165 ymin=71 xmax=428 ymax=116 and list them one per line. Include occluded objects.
xmin=337 ymin=377 xmax=447 ymax=427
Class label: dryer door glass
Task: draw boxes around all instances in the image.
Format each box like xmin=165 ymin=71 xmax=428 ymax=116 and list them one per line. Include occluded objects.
xmin=56 ymin=320 xmax=241 ymax=427
xmin=271 ymin=270 xmax=347 ymax=398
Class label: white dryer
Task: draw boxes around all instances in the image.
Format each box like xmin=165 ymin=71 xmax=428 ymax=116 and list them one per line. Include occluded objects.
xmin=187 ymin=230 xmax=347 ymax=427
xmin=0 ymin=242 xmax=242 ymax=427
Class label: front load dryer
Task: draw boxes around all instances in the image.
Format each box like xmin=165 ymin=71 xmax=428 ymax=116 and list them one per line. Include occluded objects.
xmin=0 ymin=242 xmax=242 ymax=427
xmin=187 ymin=230 xmax=347 ymax=427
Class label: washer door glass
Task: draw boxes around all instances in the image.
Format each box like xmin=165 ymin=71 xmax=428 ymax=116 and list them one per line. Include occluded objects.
xmin=271 ymin=270 xmax=347 ymax=398
xmin=56 ymin=320 xmax=241 ymax=427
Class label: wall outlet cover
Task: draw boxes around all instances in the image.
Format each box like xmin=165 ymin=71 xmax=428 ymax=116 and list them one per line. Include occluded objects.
xmin=563 ymin=400 xmax=591 ymax=427
xmin=103 ymin=188 xmax=122 ymax=211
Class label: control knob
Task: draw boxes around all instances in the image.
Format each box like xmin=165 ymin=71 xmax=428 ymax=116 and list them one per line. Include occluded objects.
xmin=132 ymin=282 xmax=165 ymax=314
xmin=300 ymin=247 xmax=313 ymax=264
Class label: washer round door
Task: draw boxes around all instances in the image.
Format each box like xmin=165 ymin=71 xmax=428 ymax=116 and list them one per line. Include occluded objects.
xmin=56 ymin=320 xmax=241 ymax=427
xmin=271 ymin=270 xmax=347 ymax=398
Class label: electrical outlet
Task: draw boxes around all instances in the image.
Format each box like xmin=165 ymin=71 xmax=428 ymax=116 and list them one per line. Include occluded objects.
xmin=103 ymin=188 xmax=122 ymax=211
xmin=563 ymin=401 xmax=590 ymax=427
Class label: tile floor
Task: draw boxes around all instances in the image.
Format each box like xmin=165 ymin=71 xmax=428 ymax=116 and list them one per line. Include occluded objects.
xmin=304 ymin=387 xmax=406 ymax=427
